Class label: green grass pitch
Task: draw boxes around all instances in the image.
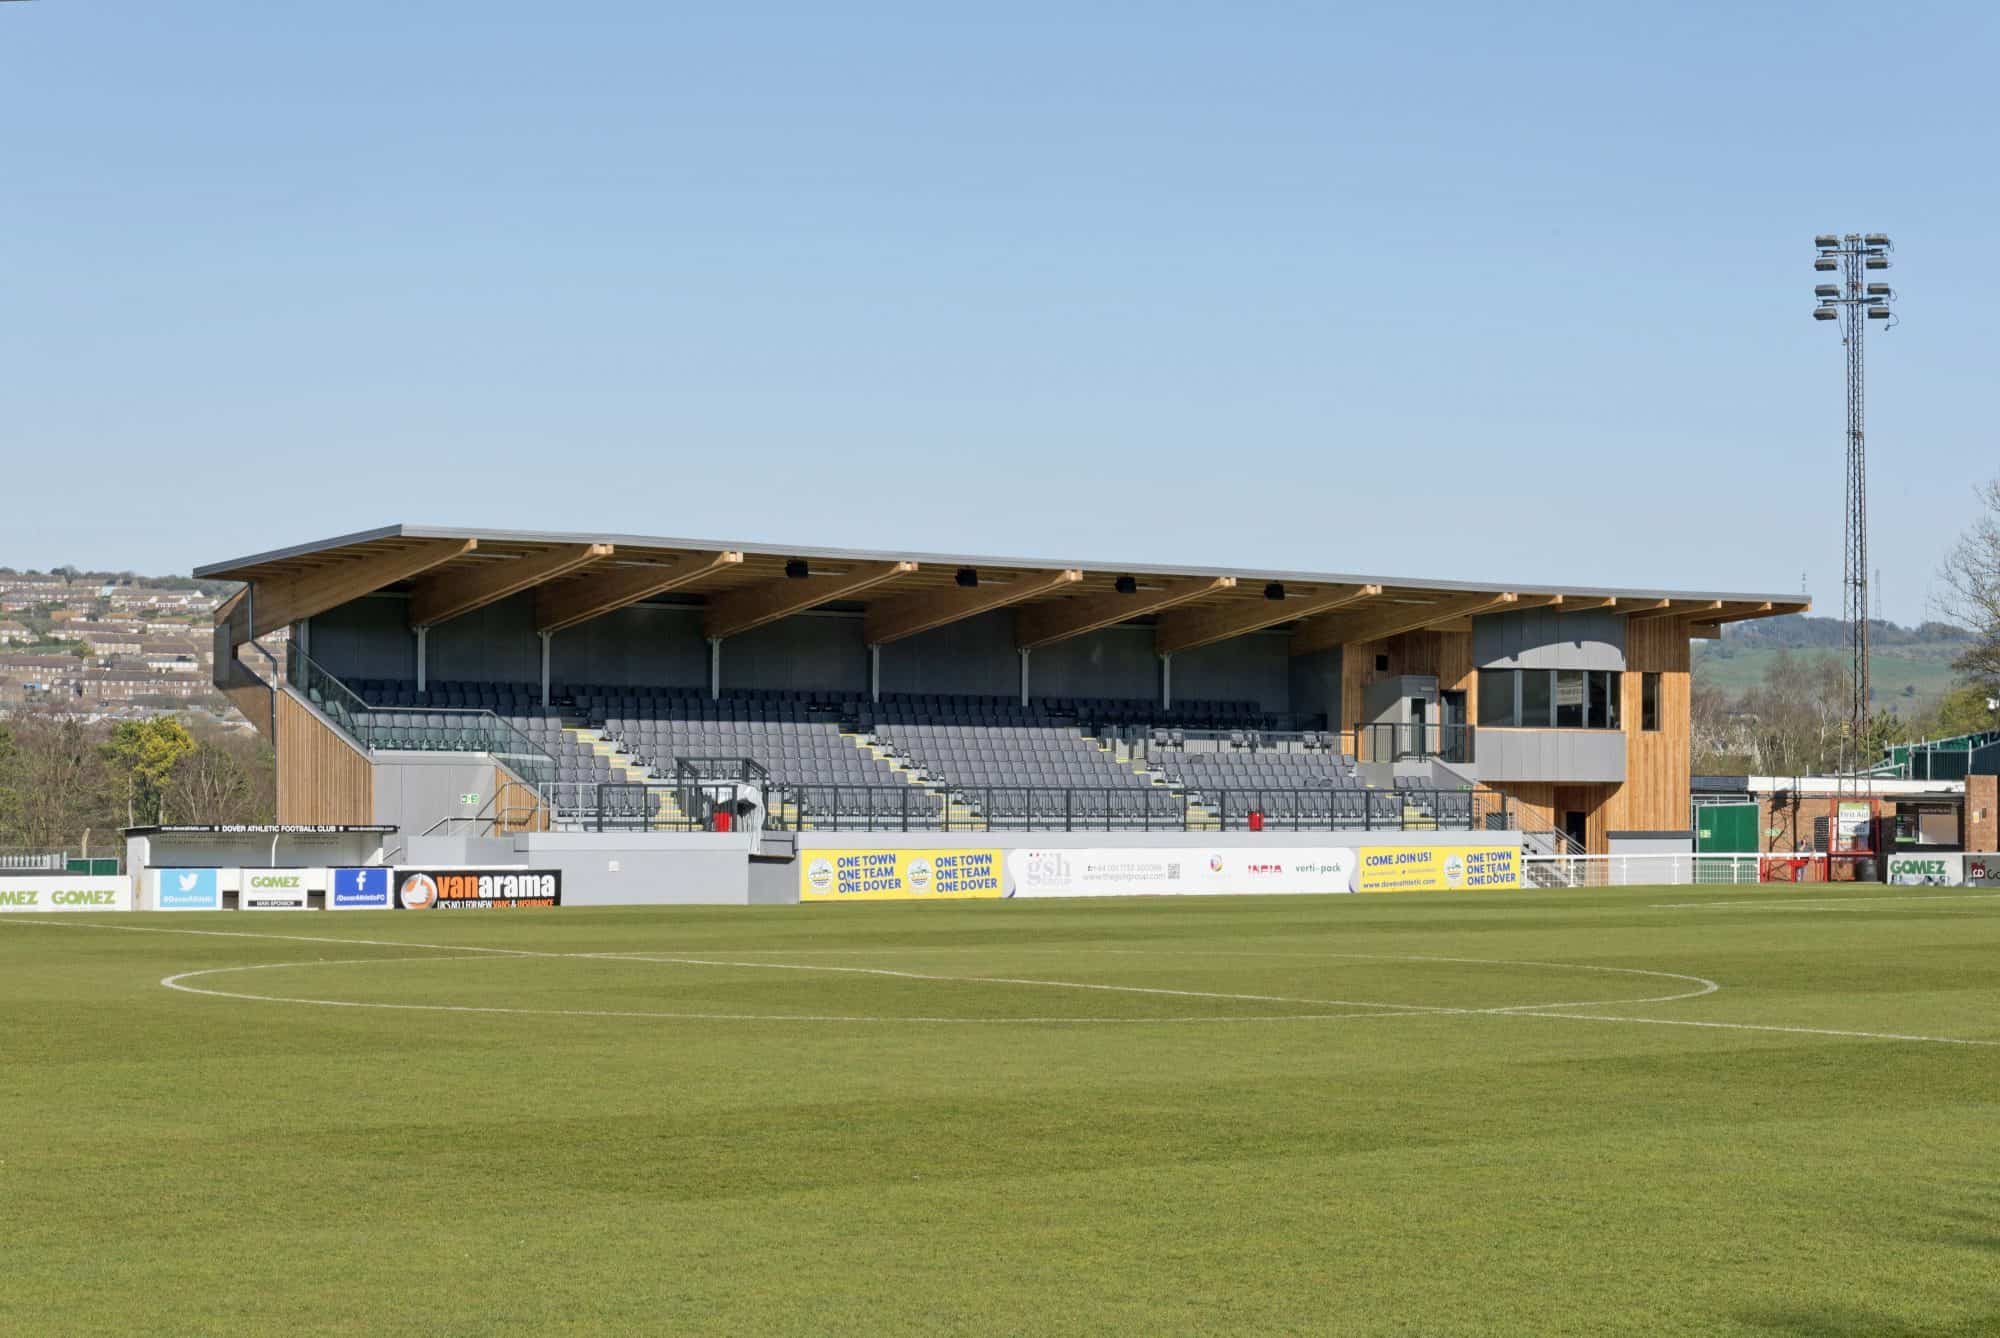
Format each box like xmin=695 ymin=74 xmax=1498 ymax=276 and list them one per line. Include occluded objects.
xmin=4 ymin=887 xmax=1998 ymax=1336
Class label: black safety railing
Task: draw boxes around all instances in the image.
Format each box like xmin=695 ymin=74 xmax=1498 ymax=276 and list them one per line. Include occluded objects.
xmin=1348 ymin=722 xmax=1475 ymax=765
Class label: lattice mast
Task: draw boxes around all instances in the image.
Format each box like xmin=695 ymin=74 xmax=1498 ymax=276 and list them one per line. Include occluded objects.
xmin=1812 ymin=233 xmax=1896 ymax=745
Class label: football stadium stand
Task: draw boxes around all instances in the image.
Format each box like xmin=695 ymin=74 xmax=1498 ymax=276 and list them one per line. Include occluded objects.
xmin=199 ymin=524 xmax=1807 ymax=855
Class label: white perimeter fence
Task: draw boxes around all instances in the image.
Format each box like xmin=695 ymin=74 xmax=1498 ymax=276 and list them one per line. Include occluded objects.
xmin=1525 ymin=854 xmax=1763 ymax=888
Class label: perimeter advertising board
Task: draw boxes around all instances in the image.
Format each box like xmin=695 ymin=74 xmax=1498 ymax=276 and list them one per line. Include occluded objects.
xmin=240 ymin=868 xmax=319 ymax=910
xmin=1966 ymin=855 xmax=2000 ymax=888
xmin=1353 ymin=845 xmax=1521 ymax=893
xmin=1005 ymin=847 xmax=1356 ymax=899
xmin=0 ymin=876 xmax=134 ymax=913
xmin=800 ymin=849 xmax=1003 ymax=901
xmin=155 ymin=868 xmax=223 ymax=911
xmin=1885 ymin=854 xmax=1964 ymax=886
xmin=395 ymin=869 xmax=561 ymax=910
xmin=328 ymin=868 xmax=393 ymax=910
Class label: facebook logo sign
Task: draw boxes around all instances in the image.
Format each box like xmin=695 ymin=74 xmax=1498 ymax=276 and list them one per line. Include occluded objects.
xmin=330 ymin=868 xmax=392 ymax=910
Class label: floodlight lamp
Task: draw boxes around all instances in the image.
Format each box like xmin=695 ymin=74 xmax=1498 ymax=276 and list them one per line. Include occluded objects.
xmin=1865 ymin=283 xmax=1891 ymax=296
xmin=1813 ymin=308 xmax=1838 ymax=321
xmin=1867 ymin=306 xmax=1891 ymax=319
xmin=1815 ymin=284 xmax=1839 ymax=297
xmin=1814 ymin=234 xmax=1841 ymax=249
xmin=1814 ymin=257 xmax=1839 ymax=271
xmin=1865 ymin=255 xmax=1890 ymax=269
xmin=955 ymin=567 xmax=979 ymax=588
xmin=784 ymin=559 xmax=809 ymax=580
xmin=1263 ymin=582 xmax=1286 ymax=602
xmin=1115 ymin=576 xmax=1137 ymax=595
xmin=1863 ymin=233 xmax=1891 ymax=248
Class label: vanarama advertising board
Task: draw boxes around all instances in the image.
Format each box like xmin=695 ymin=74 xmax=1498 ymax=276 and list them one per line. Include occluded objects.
xmin=1354 ymin=845 xmax=1521 ymax=893
xmin=800 ymin=849 xmax=1003 ymax=901
xmin=0 ymin=876 xmax=134 ymax=913
xmin=395 ymin=869 xmax=561 ymax=910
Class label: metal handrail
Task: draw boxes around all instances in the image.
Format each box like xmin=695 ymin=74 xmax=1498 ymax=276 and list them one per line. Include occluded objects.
xmin=286 ymin=647 xmax=559 ymax=802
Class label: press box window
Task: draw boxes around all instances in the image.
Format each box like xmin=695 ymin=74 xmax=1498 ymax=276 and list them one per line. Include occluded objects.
xmin=1479 ymin=670 xmax=1517 ymax=727
xmin=1642 ymin=672 xmax=1660 ymax=732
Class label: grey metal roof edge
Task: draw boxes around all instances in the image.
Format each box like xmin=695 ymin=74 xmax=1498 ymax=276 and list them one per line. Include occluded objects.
xmin=194 ymin=522 xmax=1812 ymax=606
xmin=192 ymin=524 xmax=410 ymax=578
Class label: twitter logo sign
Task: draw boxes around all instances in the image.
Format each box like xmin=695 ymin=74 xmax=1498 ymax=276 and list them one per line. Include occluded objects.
xmin=158 ymin=868 xmax=222 ymax=911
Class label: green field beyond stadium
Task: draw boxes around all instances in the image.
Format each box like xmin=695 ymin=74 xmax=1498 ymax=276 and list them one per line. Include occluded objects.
xmin=5 ymin=889 xmax=1999 ymax=1336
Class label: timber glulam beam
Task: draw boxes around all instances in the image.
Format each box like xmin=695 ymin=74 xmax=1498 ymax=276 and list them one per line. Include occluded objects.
xmin=1153 ymin=583 xmax=1381 ymax=656
xmin=411 ymin=544 xmax=614 ymax=629
xmin=1628 ymin=598 xmax=1722 ymax=620
xmin=1289 ymin=591 xmax=1525 ymax=657
xmin=535 ymin=551 xmax=744 ymax=635
xmin=244 ymin=539 xmax=478 ymax=641
xmin=1559 ymin=596 xmax=1619 ymax=613
xmin=1710 ymin=600 xmax=1806 ymax=624
xmin=864 ymin=569 xmax=1083 ymax=645
xmin=1014 ymin=577 xmax=1236 ymax=651
xmin=703 ymin=560 xmax=918 ymax=642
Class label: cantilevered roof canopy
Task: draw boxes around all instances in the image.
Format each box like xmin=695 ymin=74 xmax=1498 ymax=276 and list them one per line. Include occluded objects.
xmin=200 ymin=523 xmax=1808 ymax=654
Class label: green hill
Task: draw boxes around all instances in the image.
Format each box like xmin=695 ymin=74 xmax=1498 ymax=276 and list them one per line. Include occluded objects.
xmin=1694 ymin=642 xmax=1965 ymax=717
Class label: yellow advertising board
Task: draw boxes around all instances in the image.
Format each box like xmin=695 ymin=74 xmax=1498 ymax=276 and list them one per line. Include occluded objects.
xmin=1354 ymin=844 xmax=1520 ymax=893
xmin=800 ymin=848 xmax=1004 ymax=902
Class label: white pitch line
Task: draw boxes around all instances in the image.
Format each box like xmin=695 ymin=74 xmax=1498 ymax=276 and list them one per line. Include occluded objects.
xmin=1652 ymin=893 xmax=2000 ymax=910
xmin=1502 ymin=1008 xmax=2000 ymax=1049
xmin=159 ymin=958 xmax=1448 ymax=1026
xmin=582 ymin=951 xmax=1459 ymax=1013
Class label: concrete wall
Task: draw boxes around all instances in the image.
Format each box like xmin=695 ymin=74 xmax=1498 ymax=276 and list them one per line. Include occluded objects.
xmin=1474 ymin=608 xmax=1624 ymax=671
xmin=513 ymin=831 xmax=753 ymax=905
xmin=1476 ymin=729 xmax=1626 ymax=784
xmin=372 ymin=753 xmax=505 ymax=847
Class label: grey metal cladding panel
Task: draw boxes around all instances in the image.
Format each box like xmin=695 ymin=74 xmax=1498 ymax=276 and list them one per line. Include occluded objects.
xmin=553 ymin=605 xmax=708 ymax=689
xmin=721 ymin=614 xmax=867 ymax=694
xmin=1031 ymin=625 xmax=1161 ymax=700
xmin=879 ymin=609 xmax=1018 ymax=697
xmin=427 ymin=591 xmax=540 ymax=684
xmin=1288 ymin=647 xmax=1340 ymax=723
xmin=1474 ymin=609 xmax=1624 ymax=671
xmin=311 ymin=595 xmax=416 ymax=682
xmin=1172 ymin=634 xmax=1287 ymax=711
xmin=1478 ymin=729 xmax=1626 ymax=783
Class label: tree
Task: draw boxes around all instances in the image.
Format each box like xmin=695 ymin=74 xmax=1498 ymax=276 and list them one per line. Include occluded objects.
xmin=3 ymin=714 xmax=119 ymax=849
xmin=163 ymin=726 xmax=275 ymax=825
xmin=102 ymin=717 xmax=196 ymax=826
xmin=1938 ymin=476 xmax=2000 ymax=693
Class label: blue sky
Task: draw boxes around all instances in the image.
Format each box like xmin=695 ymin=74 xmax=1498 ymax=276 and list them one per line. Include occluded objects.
xmin=3 ymin=2 xmax=1992 ymax=621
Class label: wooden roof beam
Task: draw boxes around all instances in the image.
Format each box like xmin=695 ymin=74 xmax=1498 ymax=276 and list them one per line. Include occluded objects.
xmin=703 ymin=560 xmax=917 ymax=641
xmin=1559 ymin=596 xmax=1619 ymax=612
xmin=1290 ymin=591 xmax=1523 ymax=657
xmin=244 ymin=539 xmax=477 ymax=641
xmin=536 ymin=551 xmax=744 ymax=635
xmin=412 ymin=544 xmax=614 ymax=629
xmin=1710 ymin=600 xmax=1808 ymax=624
xmin=1628 ymin=598 xmax=1722 ymax=620
xmin=1015 ymin=577 xmax=1236 ymax=651
xmin=864 ymin=568 xmax=1082 ymax=645
xmin=1154 ymin=583 xmax=1381 ymax=657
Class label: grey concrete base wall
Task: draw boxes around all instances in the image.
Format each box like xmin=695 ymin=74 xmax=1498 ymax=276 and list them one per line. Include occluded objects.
xmin=787 ymin=830 xmax=1514 ymax=855
xmin=512 ymin=831 xmax=754 ymax=905
xmin=1606 ymin=833 xmax=1694 ymax=855
xmin=373 ymin=753 xmax=504 ymax=846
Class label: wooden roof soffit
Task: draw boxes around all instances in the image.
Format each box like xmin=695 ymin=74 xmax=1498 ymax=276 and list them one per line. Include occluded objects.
xmin=1289 ymin=591 xmax=1523 ymax=657
xmin=702 ymin=560 xmax=918 ymax=642
xmin=1014 ymin=577 xmax=1236 ymax=651
xmin=412 ymin=544 xmax=614 ymax=629
xmin=536 ymin=551 xmax=744 ymax=636
xmin=1153 ymin=583 xmax=1381 ymax=657
xmin=863 ymin=568 xmax=1083 ymax=645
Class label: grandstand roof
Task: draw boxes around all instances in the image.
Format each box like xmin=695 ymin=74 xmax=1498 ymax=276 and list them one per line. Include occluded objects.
xmin=199 ymin=523 xmax=1809 ymax=649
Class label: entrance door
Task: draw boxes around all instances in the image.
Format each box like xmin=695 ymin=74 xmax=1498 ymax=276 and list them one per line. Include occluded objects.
xmin=1439 ymin=691 xmax=1467 ymax=763
xmin=1562 ymin=810 xmax=1588 ymax=851
xmin=1408 ymin=697 xmax=1429 ymax=759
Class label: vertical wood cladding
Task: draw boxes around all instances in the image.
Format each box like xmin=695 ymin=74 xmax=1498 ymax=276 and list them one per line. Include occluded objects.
xmin=1339 ymin=629 xmax=1473 ymax=760
xmin=275 ymin=692 xmax=373 ymax=824
xmin=1605 ymin=616 xmax=1693 ymax=835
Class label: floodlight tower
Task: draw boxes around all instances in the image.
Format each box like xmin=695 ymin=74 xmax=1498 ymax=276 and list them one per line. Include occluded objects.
xmin=1812 ymin=232 xmax=1896 ymax=740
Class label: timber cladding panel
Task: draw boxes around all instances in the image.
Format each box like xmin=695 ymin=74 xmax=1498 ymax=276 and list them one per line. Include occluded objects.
xmin=275 ymin=691 xmax=374 ymax=824
xmin=1605 ymin=615 xmax=1693 ymax=834
xmin=1338 ymin=629 xmax=1473 ymax=759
